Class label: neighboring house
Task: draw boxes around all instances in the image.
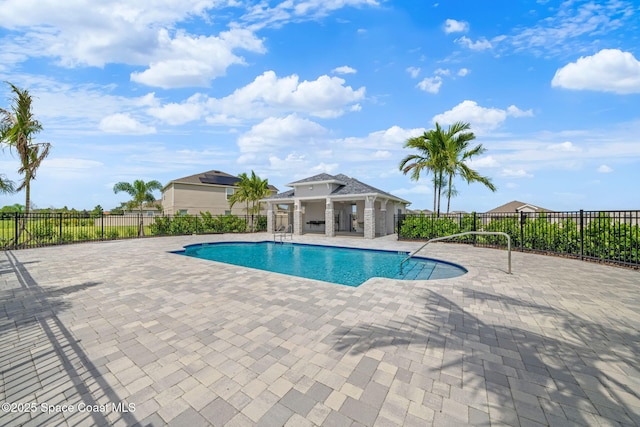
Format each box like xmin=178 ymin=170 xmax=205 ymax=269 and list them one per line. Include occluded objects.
xmin=262 ymin=173 xmax=411 ymax=239
xmin=162 ymin=170 xmax=278 ymax=215
xmin=124 ymin=200 xmax=163 ymax=217
xmin=487 ymin=200 xmax=552 ymax=214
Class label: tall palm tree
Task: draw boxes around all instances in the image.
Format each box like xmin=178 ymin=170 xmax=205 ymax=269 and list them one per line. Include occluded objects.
xmin=441 ymin=121 xmax=496 ymax=213
xmin=113 ymin=179 xmax=163 ymax=236
xmin=399 ymin=127 xmax=447 ymax=214
xmin=228 ymin=172 xmax=252 ymax=215
xmin=229 ymin=171 xmax=271 ymax=231
xmin=0 ymin=82 xmax=51 ymax=215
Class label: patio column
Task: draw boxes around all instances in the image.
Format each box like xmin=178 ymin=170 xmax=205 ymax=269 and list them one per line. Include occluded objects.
xmin=266 ymin=202 xmax=276 ymax=234
xmin=293 ymin=199 xmax=303 ymax=235
xmin=325 ymin=198 xmax=335 ymax=237
xmin=379 ymin=199 xmax=388 ymax=236
xmin=364 ymin=195 xmax=376 ymax=239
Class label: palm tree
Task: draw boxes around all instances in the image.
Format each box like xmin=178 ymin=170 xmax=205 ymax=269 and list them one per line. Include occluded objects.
xmin=228 ymin=171 xmax=271 ymax=231
xmin=400 ymin=122 xmax=496 ymax=216
xmin=228 ymin=172 xmax=252 ymax=215
xmin=441 ymin=121 xmax=496 ymax=213
xmin=0 ymin=82 xmax=51 ymax=215
xmin=399 ymin=127 xmax=447 ymax=214
xmin=113 ymin=179 xmax=163 ymax=236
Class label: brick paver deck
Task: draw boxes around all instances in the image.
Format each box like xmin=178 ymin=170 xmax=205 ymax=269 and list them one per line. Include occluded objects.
xmin=1 ymin=233 xmax=638 ymax=426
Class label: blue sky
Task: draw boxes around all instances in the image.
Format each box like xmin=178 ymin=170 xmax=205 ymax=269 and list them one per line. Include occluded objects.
xmin=1 ymin=0 xmax=639 ymax=212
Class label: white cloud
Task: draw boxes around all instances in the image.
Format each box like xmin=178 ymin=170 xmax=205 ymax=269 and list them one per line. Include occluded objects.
xmin=598 ymin=164 xmax=613 ymax=173
xmin=506 ymin=105 xmax=534 ymax=118
xmin=548 ymin=141 xmax=580 ymax=152
xmin=332 ymin=65 xmax=357 ymax=74
xmin=552 ymin=49 xmax=640 ymax=94
xmin=237 ymin=114 xmax=328 ymax=157
xmin=508 ymin=2 xmax=633 ymax=56
xmin=417 ymin=76 xmax=442 ymax=94
xmin=147 ymin=93 xmax=205 ymax=125
xmin=456 ymin=36 xmax=492 ymax=51
xmin=467 ymin=155 xmax=499 ymax=168
xmin=434 ymin=68 xmax=450 ymax=76
xmin=406 ymin=66 xmax=421 ymax=78
xmin=373 ymin=150 xmax=391 ymax=159
xmin=98 ymin=113 xmax=156 ymax=134
xmin=457 ymin=68 xmax=470 ymax=77
xmin=339 ymin=125 xmax=425 ymax=150
xmin=1 ymin=3 xmax=266 ymax=88
xmin=130 ymin=28 xmax=265 ymax=88
xmin=309 ymin=162 xmax=339 ymax=174
xmin=240 ymin=0 xmax=380 ymax=30
xmin=500 ymin=168 xmax=533 ymax=178
xmin=433 ymin=100 xmax=531 ymax=131
xmin=211 ymin=70 xmax=365 ymax=119
xmin=443 ymin=19 xmax=468 ymax=34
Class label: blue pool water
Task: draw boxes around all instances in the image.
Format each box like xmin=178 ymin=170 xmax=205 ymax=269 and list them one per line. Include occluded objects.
xmin=175 ymin=241 xmax=466 ymax=287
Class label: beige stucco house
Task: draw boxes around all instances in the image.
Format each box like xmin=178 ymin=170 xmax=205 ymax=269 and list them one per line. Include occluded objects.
xmin=262 ymin=173 xmax=411 ymax=239
xmin=487 ymin=200 xmax=552 ymax=214
xmin=162 ymin=170 xmax=277 ymax=215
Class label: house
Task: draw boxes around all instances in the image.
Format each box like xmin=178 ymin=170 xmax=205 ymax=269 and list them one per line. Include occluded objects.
xmin=162 ymin=170 xmax=278 ymax=215
xmin=487 ymin=200 xmax=552 ymax=214
xmin=262 ymin=173 xmax=411 ymax=239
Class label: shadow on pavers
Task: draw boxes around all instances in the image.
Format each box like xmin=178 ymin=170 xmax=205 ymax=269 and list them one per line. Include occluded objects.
xmin=0 ymin=252 xmax=149 ymax=427
xmin=330 ymin=288 xmax=640 ymax=426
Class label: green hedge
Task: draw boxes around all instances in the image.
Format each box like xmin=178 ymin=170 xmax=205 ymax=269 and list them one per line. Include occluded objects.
xmin=398 ymin=212 xmax=639 ymax=266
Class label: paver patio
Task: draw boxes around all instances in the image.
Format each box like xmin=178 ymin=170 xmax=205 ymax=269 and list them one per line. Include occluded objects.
xmin=1 ymin=233 xmax=639 ymax=426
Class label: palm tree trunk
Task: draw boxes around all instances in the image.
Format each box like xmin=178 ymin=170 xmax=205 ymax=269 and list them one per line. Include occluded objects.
xmin=138 ymin=209 xmax=144 ymax=237
xmin=432 ymin=179 xmax=437 ymax=213
xmin=446 ymin=174 xmax=453 ymax=214
xmin=436 ymin=171 xmax=442 ymax=217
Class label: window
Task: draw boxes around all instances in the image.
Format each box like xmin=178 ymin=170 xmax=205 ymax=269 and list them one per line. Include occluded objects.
xmin=224 ymin=210 xmax=231 ymax=215
xmin=178 ymin=209 xmax=188 ymax=215
xmin=147 ymin=211 xmax=154 ymax=216
xmin=226 ymin=188 xmax=234 ymax=200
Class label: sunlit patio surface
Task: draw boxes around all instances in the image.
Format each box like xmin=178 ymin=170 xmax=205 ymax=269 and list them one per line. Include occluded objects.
xmin=1 ymin=233 xmax=639 ymax=426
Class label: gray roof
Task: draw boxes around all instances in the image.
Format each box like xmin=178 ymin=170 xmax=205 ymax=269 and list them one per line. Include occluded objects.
xmin=286 ymin=173 xmax=343 ymax=185
xmin=266 ymin=173 xmax=409 ymax=203
xmin=487 ymin=200 xmax=552 ymax=213
xmin=165 ymin=169 xmax=278 ymax=192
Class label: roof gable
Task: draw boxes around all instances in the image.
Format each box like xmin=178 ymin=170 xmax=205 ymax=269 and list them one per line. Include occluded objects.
xmin=487 ymin=200 xmax=552 ymax=213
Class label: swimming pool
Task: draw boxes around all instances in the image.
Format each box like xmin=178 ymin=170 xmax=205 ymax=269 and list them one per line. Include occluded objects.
xmin=175 ymin=241 xmax=466 ymax=287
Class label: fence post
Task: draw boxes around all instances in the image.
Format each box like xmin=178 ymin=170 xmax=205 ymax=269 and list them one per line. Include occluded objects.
xmin=520 ymin=211 xmax=525 ymax=252
xmin=580 ymin=209 xmax=584 ymax=261
xmin=101 ymin=211 xmax=104 ymax=240
xmin=59 ymin=212 xmax=63 ymax=244
xmin=472 ymin=212 xmax=477 ymax=246
xmin=14 ymin=212 xmax=18 ymax=249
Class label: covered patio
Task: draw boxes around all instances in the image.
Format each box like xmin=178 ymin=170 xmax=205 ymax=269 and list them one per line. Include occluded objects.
xmin=263 ymin=173 xmax=410 ymax=239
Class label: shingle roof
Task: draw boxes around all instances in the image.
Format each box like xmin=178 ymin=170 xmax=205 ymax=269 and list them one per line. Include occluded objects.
xmin=487 ymin=200 xmax=552 ymax=213
xmin=266 ymin=173 xmax=409 ymax=203
xmin=286 ymin=173 xmax=344 ymax=185
xmin=166 ymin=170 xmax=277 ymax=191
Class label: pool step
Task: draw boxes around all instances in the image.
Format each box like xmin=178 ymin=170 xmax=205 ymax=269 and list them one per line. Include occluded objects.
xmin=396 ymin=261 xmax=436 ymax=280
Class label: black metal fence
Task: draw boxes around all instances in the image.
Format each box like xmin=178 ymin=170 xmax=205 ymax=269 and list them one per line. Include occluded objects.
xmin=396 ymin=210 xmax=640 ymax=269
xmin=0 ymin=212 xmax=268 ymax=250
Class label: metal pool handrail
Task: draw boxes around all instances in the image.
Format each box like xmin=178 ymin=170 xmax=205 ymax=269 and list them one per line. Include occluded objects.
xmin=273 ymin=224 xmax=293 ymax=243
xmin=400 ymin=231 xmax=512 ymax=274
